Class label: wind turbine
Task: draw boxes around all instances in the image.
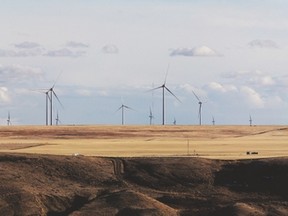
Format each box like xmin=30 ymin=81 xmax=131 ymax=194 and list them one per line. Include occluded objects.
xmin=36 ymin=73 xmax=63 ymax=126
xmin=55 ymin=111 xmax=61 ymax=126
xmin=192 ymin=90 xmax=203 ymax=125
xmin=151 ymin=65 xmax=181 ymax=125
xmin=116 ymin=101 xmax=133 ymax=125
xmin=149 ymin=107 xmax=154 ymax=125
xmin=7 ymin=112 xmax=11 ymax=126
xmin=48 ymin=84 xmax=63 ymax=126
xmin=149 ymin=82 xmax=155 ymax=126
xmin=249 ymin=115 xmax=253 ymax=126
xmin=173 ymin=117 xmax=176 ymax=125
xmin=212 ymin=116 xmax=215 ymax=126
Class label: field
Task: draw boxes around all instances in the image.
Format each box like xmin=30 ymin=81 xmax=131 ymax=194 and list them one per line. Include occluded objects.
xmin=0 ymin=125 xmax=287 ymax=159
xmin=0 ymin=125 xmax=287 ymax=215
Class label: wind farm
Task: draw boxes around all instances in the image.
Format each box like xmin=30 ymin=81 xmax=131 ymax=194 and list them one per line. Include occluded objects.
xmin=1 ymin=67 xmax=287 ymax=216
xmin=1 ymin=51 xmax=286 ymax=216
xmin=1 ymin=1 xmax=288 ymax=215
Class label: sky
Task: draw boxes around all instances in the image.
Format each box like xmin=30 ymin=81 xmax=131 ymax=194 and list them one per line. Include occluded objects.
xmin=0 ymin=0 xmax=287 ymax=125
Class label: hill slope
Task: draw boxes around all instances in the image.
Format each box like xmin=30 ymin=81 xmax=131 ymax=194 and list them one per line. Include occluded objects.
xmin=0 ymin=153 xmax=287 ymax=216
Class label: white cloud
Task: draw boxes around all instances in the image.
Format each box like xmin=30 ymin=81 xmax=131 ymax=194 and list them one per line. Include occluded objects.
xmin=44 ymin=48 xmax=86 ymax=57
xmin=170 ymin=46 xmax=221 ymax=57
xmin=252 ymin=75 xmax=275 ymax=86
xmin=205 ymin=80 xmax=281 ymax=110
xmin=206 ymin=82 xmax=237 ymax=93
xmin=222 ymin=70 xmax=276 ymax=87
xmin=248 ymin=39 xmax=278 ymax=49
xmin=0 ymin=49 xmax=15 ymax=57
xmin=0 ymin=41 xmax=44 ymax=57
xmin=0 ymin=48 xmax=44 ymax=57
xmin=0 ymin=87 xmax=10 ymax=103
xmin=222 ymin=70 xmax=242 ymax=79
xmin=75 ymin=89 xmax=92 ymax=96
xmin=97 ymin=90 xmax=109 ymax=96
xmin=180 ymin=83 xmax=207 ymax=99
xmin=14 ymin=41 xmax=41 ymax=49
xmin=65 ymin=41 xmax=89 ymax=48
xmin=240 ymin=86 xmax=264 ymax=108
xmin=265 ymin=95 xmax=284 ymax=108
xmin=102 ymin=44 xmax=119 ymax=54
xmin=0 ymin=41 xmax=88 ymax=58
xmin=207 ymin=82 xmax=225 ymax=93
xmin=0 ymin=64 xmax=43 ymax=84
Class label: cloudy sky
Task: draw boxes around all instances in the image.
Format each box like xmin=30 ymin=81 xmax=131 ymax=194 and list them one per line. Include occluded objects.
xmin=0 ymin=0 xmax=287 ymax=125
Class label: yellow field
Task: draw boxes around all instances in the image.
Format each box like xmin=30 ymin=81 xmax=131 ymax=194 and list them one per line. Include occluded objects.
xmin=0 ymin=125 xmax=287 ymax=159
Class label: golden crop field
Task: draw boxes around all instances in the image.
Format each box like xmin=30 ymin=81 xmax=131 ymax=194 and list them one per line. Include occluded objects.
xmin=0 ymin=125 xmax=287 ymax=159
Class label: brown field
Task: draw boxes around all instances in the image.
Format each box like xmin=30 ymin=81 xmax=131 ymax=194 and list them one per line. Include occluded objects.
xmin=0 ymin=125 xmax=287 ymax=159
xmin=0 ymin=125 xmax=287 ymax=215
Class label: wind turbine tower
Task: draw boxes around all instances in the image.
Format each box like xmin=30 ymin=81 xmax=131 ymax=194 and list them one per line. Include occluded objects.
xmin=212 ymin=116 xmax=215 ymax=126
xmin=7 ymin=112 xmax=11 ymax=126
xmin=249 ymin=115 xmax=253 ymax=126
xmin=192 ymin=90 xmax=203 ymax=125
xmin=149 ymin=107 xmax=154 ymax=125
xmin=55 ymin=111 xmax=61 ymax=126
xmin=45 ymin=90 xmax=50 ymax=126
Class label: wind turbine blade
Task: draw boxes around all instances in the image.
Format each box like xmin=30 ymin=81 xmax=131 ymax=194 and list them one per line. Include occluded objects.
xmin=165 ymin=86 xmax=181 ymax=103
xmin=192 ymin=90 xmax=200 ymax=102
xmin=32 ymin=88 xmax=48 ymax=92
xmin=123 ymin=105 xmax=134 ymax=111
xmin=46 ymin=92 xmax=51 ymax=100
xmin=52 ymin=91 xmax=64 ymax=108
xmin=115 ymin=105 xmax=123 ymax=113
xmin=164 ymin=62 xmax=170 ymax=85
xmin=148 ymin=85 xmax=164 ymax=92
xmin=31 ymin=89 xmax=51 ymax=96
xmin=52 ymin=72 xmax=63 ymax=88
xmin=56 ymin=72 xmax=63 ymax=82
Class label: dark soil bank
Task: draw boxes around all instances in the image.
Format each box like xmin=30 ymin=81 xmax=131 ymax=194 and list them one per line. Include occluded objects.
xmin=0 ymin=153 xmax=287 ymax=216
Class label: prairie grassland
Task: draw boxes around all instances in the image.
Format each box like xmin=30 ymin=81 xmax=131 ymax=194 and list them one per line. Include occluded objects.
xmin=0 ymin=125 xmax=287 ymax=159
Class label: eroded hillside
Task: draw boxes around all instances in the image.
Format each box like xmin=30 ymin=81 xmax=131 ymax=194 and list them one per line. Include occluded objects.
xmin=0 ymin=154 xmax=287 ymax=216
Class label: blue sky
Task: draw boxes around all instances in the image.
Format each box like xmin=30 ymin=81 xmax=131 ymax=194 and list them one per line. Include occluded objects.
xmin=0 ymin=0 xmax=287 ymax=125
